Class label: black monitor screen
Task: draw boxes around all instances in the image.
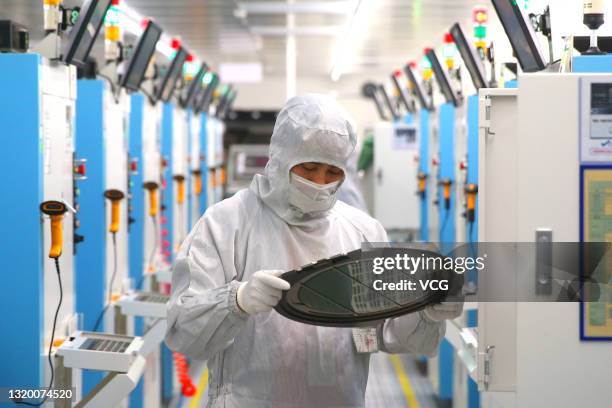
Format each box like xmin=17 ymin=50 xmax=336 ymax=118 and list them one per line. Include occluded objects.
xmin=183 ymin=63 xmax=209 ymax=108
xmin=403 ymin=64 xmax=431 ymax=111
xmin=391 ymin=73 xmax=413 ymax=113
xmin=62 ymin=0 xmax=112 ymax=67
xmin=120 ymin=20 xmax=162 ymax=92
xmin=426 ymin=49 xmax=461 ymax=106
xmin=378 ymin=84 xmax=399 ymax=120
xmin=491 ymin=0 xmax=546 ymax=73
xmin=155 ymin=46 xmax=188 ymax=102
xmin=450 ymin=23 xmax=488 ymax=90
xmin=197 ymin=74 xmax=219 ymax=113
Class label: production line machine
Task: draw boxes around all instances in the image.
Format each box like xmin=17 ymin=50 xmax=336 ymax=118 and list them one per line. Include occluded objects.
xmin=432 ymin=2 xmax=612 ymax=408
xmin=394 ymin=16 xmax=492 ymax=407
xmin=0 ymin=1 xmax=148 ymax=406
xmin=475 ymin=69 xmax=612 ymax=408
xmin=371 ymin=87 xmax=420 ymax=240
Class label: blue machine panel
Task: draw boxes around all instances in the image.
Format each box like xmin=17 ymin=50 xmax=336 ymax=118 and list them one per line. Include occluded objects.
xmin=438 ymin=103 xmax=456 ymax=244
xmin=200 ymin=112 xmax=209 ymax=212
xmin=129 ymin=94 xmax=145 ymax=293
xmin=161 ymin=102 xmax=175 ymax=400
xmin=418 ymin=109 xmax=430 ymax=241
xmin=128 ymin=93 xmax=145 ymax=408
xmin=187 ymin=109 xmax=193 ymax=228
xmin=75 ymin=79 xmax=107 ymax=394
xmin=573 ymin=54 xmax=612 ymax=73
xmin=0 ymin=53 xmax=45 ymax=389
xmin=466 ymin=95 xmax=479 ymax=243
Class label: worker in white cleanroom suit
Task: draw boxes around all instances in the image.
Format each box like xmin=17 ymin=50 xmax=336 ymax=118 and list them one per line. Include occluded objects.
xmin=166 ymin=94 xmax=462 ymax=408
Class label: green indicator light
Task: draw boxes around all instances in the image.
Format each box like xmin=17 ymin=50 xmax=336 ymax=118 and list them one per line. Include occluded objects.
xmin=105 ymin=5 xmax=120 ymax=26
xmin=202 ymin=72 xmax=213 ymax=84
xmin=71 ymin=10 xmax=79 ymax=25
xmin=421 ymin=56 xmax=432 ymax=70
xmin=184 ymin=61 xmax=198 ymax=76
xmin=443 ymin=43 xmax=456 ymax=59
xmin=474 ymin=25 xmax=487 ymax=39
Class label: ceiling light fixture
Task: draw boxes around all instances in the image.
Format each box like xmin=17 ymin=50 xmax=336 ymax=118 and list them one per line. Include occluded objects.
xmin=329 ymin=0 xmax=374 ymax=82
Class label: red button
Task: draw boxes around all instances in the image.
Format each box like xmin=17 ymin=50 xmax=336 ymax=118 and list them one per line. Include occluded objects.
xmin=181 ymin=382 xmax=196 ymax=397
xmin=130 ymin=161 xmax=138 ymax=172
xmin=76 ymin=164 xmax=86 ymax=176
xmin=162 ymin=240 xmax=170 ymax=248
xmin=459 ymin=161 xmax=467 ymax=170
xmin=161 ymin=229 xmax=169 ymax=237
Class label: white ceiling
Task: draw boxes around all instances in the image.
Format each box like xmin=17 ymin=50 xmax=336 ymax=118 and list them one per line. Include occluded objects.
xmin=125 ymin=0 xmax=482 ymax=77
xmin=1 ymin=0 xmax=486 ymax=78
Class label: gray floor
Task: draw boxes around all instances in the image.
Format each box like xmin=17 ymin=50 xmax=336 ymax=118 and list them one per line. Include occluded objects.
xmin=174 ymin=353 xmax=437 ymax=408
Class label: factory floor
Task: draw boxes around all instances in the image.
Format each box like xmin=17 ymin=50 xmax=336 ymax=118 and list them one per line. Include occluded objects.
xmin=172 ymin=353 xmax=438 ymax=408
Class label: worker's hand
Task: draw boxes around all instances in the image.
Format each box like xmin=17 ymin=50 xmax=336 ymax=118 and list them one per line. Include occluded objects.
xmin=237 ymin=270 xmax=290 ymax=315
xmin=423 ymin=301 xmax=464 ymax=322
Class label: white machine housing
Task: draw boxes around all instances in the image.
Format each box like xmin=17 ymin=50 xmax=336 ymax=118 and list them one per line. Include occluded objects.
xmin=477 ymin=73 xmax=612 ymax=408
xmin=373 ymin=121 xmax=419 ymax=232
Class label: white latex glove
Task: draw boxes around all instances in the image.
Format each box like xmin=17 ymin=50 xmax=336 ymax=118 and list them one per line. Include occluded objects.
xmin=237 ymin=270 xmax=291 ymax=315
xmin=423 ymin=301 xmax=464 ymax=322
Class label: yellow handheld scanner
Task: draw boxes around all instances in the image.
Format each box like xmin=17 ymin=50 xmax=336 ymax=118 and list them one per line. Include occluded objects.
xmin=173 ymin=175 xmax=186 ymax=205
xmin=104 ymin=189 xmax=125 ymax=233
xmin=465 ymin=183 xmax=479 ymax=222
xmin=40 ymin=200 xmax=68 ymax=259
xmin=417 ymin=172 xmax=427 ymax=199
xmin=210 ymin=168 xmax=217 ymax=189
xmin=143 ymin=181 xmax=159 ymax=217
xmin=440 ymin=178 xmax=453 ymax=210
xmin=192 ymin=170 xmax=202 ymax=196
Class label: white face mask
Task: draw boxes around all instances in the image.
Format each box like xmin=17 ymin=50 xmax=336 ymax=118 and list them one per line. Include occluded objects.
xmin=288 ymin=172 xmax=342 ymax=214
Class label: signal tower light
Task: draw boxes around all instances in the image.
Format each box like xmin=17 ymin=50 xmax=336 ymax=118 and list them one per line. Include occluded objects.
xmin=184 ymin=54 xmax=197 ymax=80
xmin=104 ymin=0 xmax=122 ymax=60
xmin=422 ymin=48 xmax=433 ymax=81
xmin=473 ymin=6 xmax=489 ymax=51
xmin=443 ymin=33 xmax=456 ymax=70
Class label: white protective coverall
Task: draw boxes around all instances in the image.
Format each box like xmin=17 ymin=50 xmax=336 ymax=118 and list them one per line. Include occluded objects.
xmin=166 ymin=94 xmax=445 ymax=408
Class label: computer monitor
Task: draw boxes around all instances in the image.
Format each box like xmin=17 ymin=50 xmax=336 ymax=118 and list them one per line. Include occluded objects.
xmin=403 ymin=64 xmax=431 ymax=111
xmin=216 ymin=85 xmax=233 ymax=114
xmin=378 ymin=84 xmax=399 ymax=120
xmin=190 ymin=68 xmax=212 ymax=110
xmin=62 ymin=0 xmax=113 ymax=67
xmin=182 ymin=63 xmax=208 ymax=109
xmin=120 ymin=20 xmax=163 ymax=92
xmin=155 ymin=46 xmax=188 ymax=102
xmin=197 ymin=74 xmax=219 ymax=113
xmin=491 ymin=0 xmax=547 ymax=73
xmin=390 ymin=72 xmax=414 ymax=113
xmin=224 ymin=90 xmax=237 ymax=115
xmin=426 ymin=49 xmax=461 ymax=107
xmin=450 ymin=23 xmax=488 ymax=90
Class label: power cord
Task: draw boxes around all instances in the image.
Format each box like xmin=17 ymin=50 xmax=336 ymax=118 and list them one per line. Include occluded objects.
xmin=92 ymin=232 xmax=118 ymax=332
xmin=13 ymin=258 xmax=63 ymax=406
xmin=440 ymin=209 xmax=450 ymax=238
